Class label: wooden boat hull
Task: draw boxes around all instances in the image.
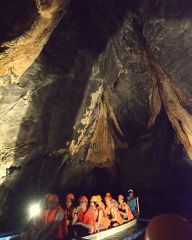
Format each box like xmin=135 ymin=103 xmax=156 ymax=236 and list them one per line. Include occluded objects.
xmin=81 ymin=219 xmax=138 ymax=240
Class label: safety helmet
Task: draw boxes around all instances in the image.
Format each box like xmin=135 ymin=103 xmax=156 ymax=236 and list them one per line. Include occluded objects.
xmin=78 ymin=196 xmax=88 ymax=203
xmin=48 ymin=194 xmax=59 ymax=202
xmin=97 ymin=195 xmax=102 ymax=202
xmin=90 ymin=196 xmax=98 ymax=202
xmin=66 ymin=193 xmax=75 ymax=200
xmin=44 ymin=193 xmax=52 ymax=200
xmin=128 ymin=189 xmax=134 ymax=193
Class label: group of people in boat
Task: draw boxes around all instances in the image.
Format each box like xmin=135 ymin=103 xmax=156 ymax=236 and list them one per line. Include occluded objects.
xmin=21 ymin=189 xmax=139 ymax=240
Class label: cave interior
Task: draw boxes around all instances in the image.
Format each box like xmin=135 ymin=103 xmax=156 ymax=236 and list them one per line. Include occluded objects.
xmin=0 ymin=0 xmax=192 ymax=231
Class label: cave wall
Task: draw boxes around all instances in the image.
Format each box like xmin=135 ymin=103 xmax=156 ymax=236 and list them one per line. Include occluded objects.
xmin=0 ymin=0 xmax=192 ymax=231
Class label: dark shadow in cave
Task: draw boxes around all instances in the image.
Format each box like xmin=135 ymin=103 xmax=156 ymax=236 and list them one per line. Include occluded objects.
xmin=0 ymin=0 xmax=37 ymax=42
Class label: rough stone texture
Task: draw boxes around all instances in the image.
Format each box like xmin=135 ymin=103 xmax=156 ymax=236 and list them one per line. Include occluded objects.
xmin=0 ymin=0 xmax=192 ymax=231
xmin=0 ymin=0 xmax=70 ymax=83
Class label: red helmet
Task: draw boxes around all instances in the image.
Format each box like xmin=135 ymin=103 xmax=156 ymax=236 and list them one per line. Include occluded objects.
xmin=48 ymin=194 xmax=59 ymax=202
xmin=78 ymin=196 xmax=88 ymax=203
xmin=66 ymin=193 xmax=75 ymax=200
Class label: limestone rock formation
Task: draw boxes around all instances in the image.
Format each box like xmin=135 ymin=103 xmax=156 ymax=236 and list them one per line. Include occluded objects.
xmin=0 ymin=0 xmax=70 ymax=84
xmin=0 ymin=0 xmax=192 ymax=231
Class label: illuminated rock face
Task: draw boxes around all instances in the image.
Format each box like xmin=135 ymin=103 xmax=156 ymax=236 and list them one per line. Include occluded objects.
xmin=0 ymin=0 xmax=192 ymax=231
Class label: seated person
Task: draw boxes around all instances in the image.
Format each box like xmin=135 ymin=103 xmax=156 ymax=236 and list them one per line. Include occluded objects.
xmin=63 ymin=193 xmax=75 ymax=239
xmin=105 ymin=192 xmax=118 ymax=207
xmin=105 ymin=196 xmax=123 ymax=227
xmin=96 ymin=195 xmax=105 ymax=210
xmin=20 ymin=193 xmax=51 ymax=240
xmin=118 ymin=195 xmax=134 ymax=222
xmin=34 ymin=194 xmax=65 ymax=240
xmin=93 ymin=195 xmax=111 ymax=230
xmin=126 ymin=189 xmax=139 ymax=216
xmin=71 ymin=196 xmax=97 ymax=238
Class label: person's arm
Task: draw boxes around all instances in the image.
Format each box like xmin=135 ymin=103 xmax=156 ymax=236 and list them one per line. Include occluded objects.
xmin=97 ymin=209 xmax=103 ymax=226
xmin=72 ymin=207 xmax=80 ymax=225
xmin=111 ymin=207 xmax=117 ymax=222
xmin=125 ymin=205 xmax=130 ymax=218
xmin=72 ymin=213 xmax=78 ymax=225
xmin=119 ymin=209 xmax=127 ymax=218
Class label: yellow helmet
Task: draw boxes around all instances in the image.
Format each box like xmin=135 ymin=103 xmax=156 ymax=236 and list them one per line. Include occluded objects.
xmin=90 ymin=195 xmax=98 ymax=202
xmin=97 ymin=195 xmax=102 ymax=202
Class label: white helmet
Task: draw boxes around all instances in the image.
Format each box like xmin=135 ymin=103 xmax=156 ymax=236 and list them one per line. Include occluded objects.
xmin=128 ymin=189 xmax=134 ymax=193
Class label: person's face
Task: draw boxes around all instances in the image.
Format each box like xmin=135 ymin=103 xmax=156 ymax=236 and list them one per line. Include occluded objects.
xmin=129 ymin=192 xmax=133 ymax=197
xmin=90 ymin=201 xmax=94 ymax=207
xmin=47 ymin=201 xmax=58 ymax=210
xmin=106 ymin=194 xmax=112 ymax=200
xmin=66 ymin=198 xmax=72 ymax=208
xmin=105 ymin=199 xmax=111 ymax=207
xmin=118 ymin=198 xmax=123 ymax=204
xmin=79 ymin=200 xmax=87 ymax=210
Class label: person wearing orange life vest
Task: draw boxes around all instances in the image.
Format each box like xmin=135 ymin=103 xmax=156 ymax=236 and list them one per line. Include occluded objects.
xmin=71 ymin=196 xmax=97 ymax=238
xmin=118 ymin=195 xmax=134 ymax=222
xmin=105 ymin=192 xmax=118 ymax=207
xmin=105 ymin=196 xmax=123 ymax=227
xmin=89 ymin=196 xmax=99 ymax=220
xmin=35 ymin=194 xmax=65 ymax=240
xmin=96 ymin=195 xmax=105 ymax=210
xmin=21 ymin=193 xmax=51 ymax=240
xmin=94 ymin=195 xmax=111 ymax=230
xmin=63 ymin=193 xmax=75 ymax=239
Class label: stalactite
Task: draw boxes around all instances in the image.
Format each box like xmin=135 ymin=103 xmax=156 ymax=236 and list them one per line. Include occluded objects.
xmin=85 ymin=92 xmax=124 ymax=168
xmin=85 ymin=99 xmax=115 ymax=168
xmin=145 ymin=50 xmax=192 ymax=160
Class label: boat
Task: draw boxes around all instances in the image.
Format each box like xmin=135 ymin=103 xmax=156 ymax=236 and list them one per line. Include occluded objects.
xmin=0 ymin=230 xmax=20 ymax=240
xmin=81 ymin=218 xmax=138 ymax=240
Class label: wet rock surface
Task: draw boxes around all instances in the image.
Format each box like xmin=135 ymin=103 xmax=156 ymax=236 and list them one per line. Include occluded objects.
xmin=0 ymin=0 xmax=192 ymax=231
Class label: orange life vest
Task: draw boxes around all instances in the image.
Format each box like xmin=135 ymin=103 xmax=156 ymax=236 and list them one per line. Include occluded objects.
xmin=99 ymin=215 xmax=111 ymax=229
xmin=97 ymin=205 xmax=111 ymax=229
xmin=77 ymin=206 xmax=97 ymax=233
xmin=111 ymin=206 xmax=124 ymax=225
xmin=44 ymin=205 xmax=64 ymax=240
xmin=118 ymin=202 xmax=134 ymax=221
